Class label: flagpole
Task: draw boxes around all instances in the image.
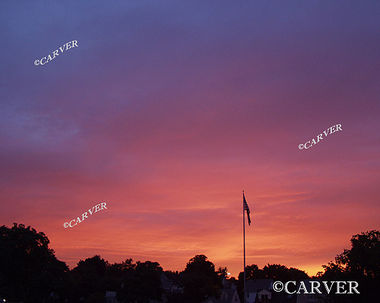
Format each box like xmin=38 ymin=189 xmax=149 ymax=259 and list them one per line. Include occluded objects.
xmin=243 ymin=190 xmax=246 ymax=303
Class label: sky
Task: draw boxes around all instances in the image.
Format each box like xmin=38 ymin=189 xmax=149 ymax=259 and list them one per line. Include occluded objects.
xmin=1 ymin=0 xmax=380 ymax=277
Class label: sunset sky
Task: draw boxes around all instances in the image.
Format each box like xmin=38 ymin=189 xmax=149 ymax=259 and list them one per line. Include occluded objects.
xmin=1 ymin=1 xmax=380 ymax=277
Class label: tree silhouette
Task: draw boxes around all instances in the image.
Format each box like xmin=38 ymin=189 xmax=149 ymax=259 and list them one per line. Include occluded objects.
xmin=1 ymin=223 xmax=377 ymax=303
xmin=237 ymin=263 xmax=308 ymax=301
xmin=69 ymin=255 xmax=108 ymax=302
xmin=320 ymin=230 xmax=380 ymax=302
xmin=239 ymin=264 xmax=261 ymax=280
xmin=336 ymin=230 xmax=380 ymax=279
xmin=216 ymin=266 xmax=229 ymax=279
xmin=106 ymin=258 xmax=135 ymax=291
xmin=0 ymin=223 xmax=68 ymax=302
xmin=181 ymin=255 xmax=222 ymax=302
xmin=116 ymin=260 xmax=163 ymax=303
xmin=238 ymin=263 xmax=308 ymax=282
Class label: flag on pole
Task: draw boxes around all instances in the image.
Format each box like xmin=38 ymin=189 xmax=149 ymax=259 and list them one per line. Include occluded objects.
xmin=243 ymin=192 xmax=251 ymax=225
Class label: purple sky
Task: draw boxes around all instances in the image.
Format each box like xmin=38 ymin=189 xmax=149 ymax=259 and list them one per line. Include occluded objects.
xmin=1 ymin=0 xmax=380 ymax=276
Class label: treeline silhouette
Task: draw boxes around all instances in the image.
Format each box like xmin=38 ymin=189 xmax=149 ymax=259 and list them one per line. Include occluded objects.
xmin=0 ymin=223 xmax=379 ymax=303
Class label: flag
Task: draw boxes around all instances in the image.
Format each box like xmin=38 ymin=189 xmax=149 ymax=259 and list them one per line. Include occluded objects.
xmin=243 ymin=192 xmax=251 ymax=225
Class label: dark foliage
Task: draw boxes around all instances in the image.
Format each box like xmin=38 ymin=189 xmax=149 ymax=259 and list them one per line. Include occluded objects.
xmin=180 ymin=254 xmax=222 ymax=302
xmin=237 ymin=263 xmax=308 ymax=302
xmin=0 ymin=223 xmax=378 ymax=303
xmin=319 ymin=230 xmax=380 ymax=303
xmin=0 ymin=223 xmax=68 ymax=303
xmin=117 ymin=260 xmax=163 ymax=303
